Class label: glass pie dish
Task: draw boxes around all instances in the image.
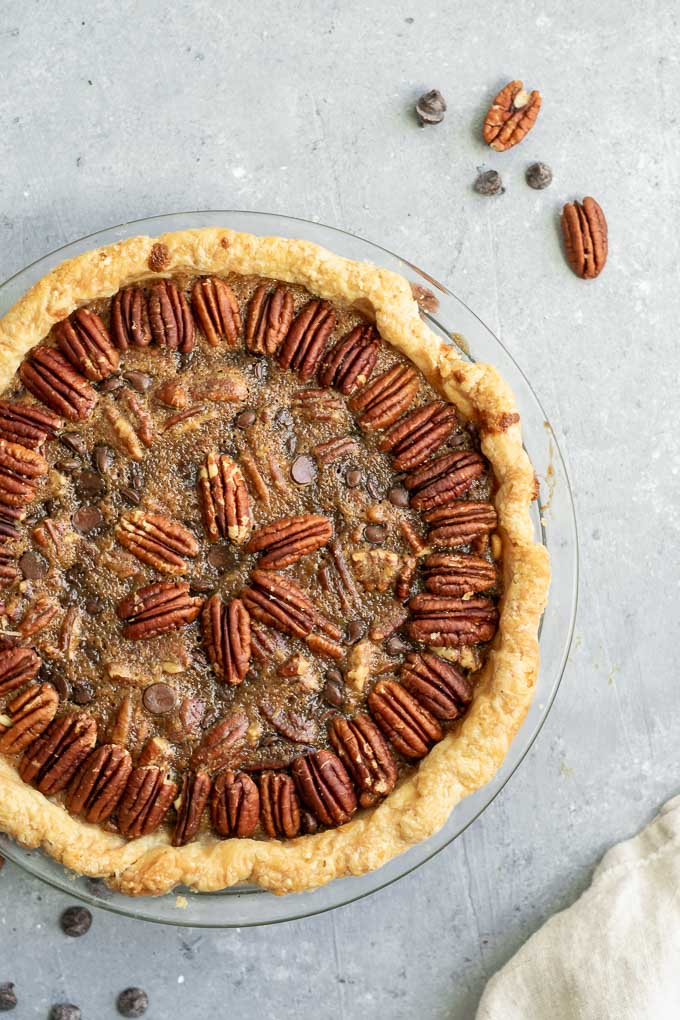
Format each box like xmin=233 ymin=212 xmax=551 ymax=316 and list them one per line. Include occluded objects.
xmin=0 ymin=211 xmax=577 ymax=926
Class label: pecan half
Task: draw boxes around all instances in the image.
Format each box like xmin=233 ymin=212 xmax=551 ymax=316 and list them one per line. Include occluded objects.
xmin=201 ymin=595 xmax=251 ymax=685
xmin=379 ymin=401 xmax=458 ymax=471
xmin=259 ymin=771 xmax=301 ymax=838
xmin=318 ymin=324 xmax=379 ymax=395
xmin=198 ymin=452 xmax=252 ymax=544
xmin=191 ymin=277 xmax=241 ymax=347
xmin=19 ymin=348 xmax=96 ymax=422
xmin=241 ymin=570 xmax=340 ymax=642
xmin=55 ymin=308 xmax=118 ymax=381
xmin=18 ymin=597 xmax=59 ymax=638
xmin=19 ymin=712 xmax=97 ymax=795
xmin=407 ymin=593 xmax=499 ymax=646
xmin=148 ymin=279 xmax=195 ymax=352
xmin=110 ymin=286 xmax=153 ymax=349
xmin=245 ymin=284 xmax=294 ymax=355
xmin=291 ymin=749 xmax=357 ymax=827
xmin=423 ymin=552 xmax=497 ymax=596
xmin=561 ymin=197 xmax=608 ymax=280
xmin=292 ymin=387 xmax=345 ymax=424
xmin=405 ymin=451 xmax=486 ymax=511
xmin=0 ymin=682 xmax=59 ymax=753
xmin=116 ymin=510 xmax=199 ymax=575
xmin=313 ymin=435 xmax=359 ymax=465
xmin=424 ymin=501 xmax=497 ymax=548
xmin=191 ymin=710 xmax=248 ymax=771
xmin=368 ymin=679 xmax=442 ymax=758
xmin=0 ymin=549 xmax=18 ymax=588
xmin=117 ymin=765 xmax=178 ymax=838
xmin=0 ymin=400 xmax=62 ymax=450
xmin=0 ymin=438 xmax=48 ymax=510
xmin=210 ymin=770 xmax=260 ymax=837
xmin=260 ymin=701 xmax=318 ymax=744
xmin=277 ymin=299 xmax=336 ymax=380
xmin=173 ymin=770 xmax=212 ymax=846
xmin=246 ymin=514 xmax=333 ymax=570
xmin=103 ymin=401 xmax=145 ymax=460
xmin=349 ymin=364 xmax=419 ymax=430
xmin=483 ymin=79 xmax=542 ymax=151
xmin=66 ymin=743 xmax=132 ymax=823
xmin=328 ymin=714 xmax=397 ymax=807
xmin=0 ymin=645 xmax=41 ymax=696
xmin=401 ymin=651 xmax=473 ymax=721
xmin=117 ymin=581 xmax=203 ymax=640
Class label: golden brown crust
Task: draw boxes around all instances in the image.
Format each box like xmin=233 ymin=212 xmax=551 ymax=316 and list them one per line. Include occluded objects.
xmin=0 ymin=228 xmax=550 ymax=896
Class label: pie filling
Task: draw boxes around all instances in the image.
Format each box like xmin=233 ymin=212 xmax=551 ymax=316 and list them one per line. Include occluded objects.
xmin=0 ymin=270 xmax=501 ymax=845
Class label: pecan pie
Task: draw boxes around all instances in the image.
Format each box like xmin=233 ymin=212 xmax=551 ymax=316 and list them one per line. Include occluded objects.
xmin=0 ymin=230 xmax=549 ymax=896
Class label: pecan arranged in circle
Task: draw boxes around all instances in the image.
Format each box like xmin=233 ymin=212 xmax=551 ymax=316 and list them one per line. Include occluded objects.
xmin=424 ymin=500 xmax=497 ymax=548
xmin=400 ymin=651 xmax=473 ymax=721
xmin=277 ymin=299 xmax=336 ymax=381
xmin=246 ymin=514 xmax=333 ymax=570
xmin=148 ymin=279 xmax=195 ymax=352
xmin=0 ymin=438 xmax=48 ymax=510
xmin=0 ymin=645 xmax=41 ymax=696
xmin=241 ymin=569 xmax=341 ymax=643
xmin=483 ymin=79 xmax=542 ymax=151
xmin=318 ymin=324 xmax=379 ymax=395
xmin=561 ymin=197 xmax=608 ymax=280
xmin=115 ymin=510 xmax=199 ymax=575
xmin=328 ymin=714 xmax=397 ymax=807
xmin=0 ymin=400 xmax=62 ymax=450
xmin=379 ymin=401 xmax=458 ymax=471
xmin=173 ymin=770 xmax=212 ymax=846
xmin=407 ymin=593 xmax=499 ymax=646
xmin=405 ymin=451 xmax=486 ymax=511
xmin=201 ymin=595 xmax=251 ymax=686
xmin=245 ymin=284 xmax=294 ymax=355
xmin=111 ymin=286 xmax=153 ymax=349
xmin=210 ymin=770 xmax=260 ymax=838
xmin=368 ymin=679 xmax=443 ymax=758
xmin=350 ymin=364 xmax=419 ymax=430
xmin=191 ymin=277 xmax=241 ymax=346
xmin=19 ymin=712 xmax=97 ymax=795
xmin=259 ymin=771 xmax=301 ymax=838
xmin=67 ymin=743 xmax=133 ymax=823
xmin=190 ymin=710 xmax=248 ymax=771
xmin=0 ymin=548 xmax=18 ymax=588
xmin=422 ymin=552 xmax=497 ymax=596
xmin=55 ymin=308 xmax=119 ymax=382
xmin=117 ymin=765 xmax=178 ymax=838
xmin=0 ymin=682 xmax=58 ymax=754
xmin=198 ymin=452 xmax=252 ymax=545
xmin=117 ymin=581 xmax=204 ymax=640
xmin=292 ymin=749 xmax=357 ymax=827
xmin=19 ymin=348 xmax=96 ymax=422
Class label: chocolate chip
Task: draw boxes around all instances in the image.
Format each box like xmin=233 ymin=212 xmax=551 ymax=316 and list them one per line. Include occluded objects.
xmin=60 ymin=905 xmax=92 ymax=937
xmin=366 ymin=475 xmax=382 ymax=500
xmin=122 ymin=370 xmax=152 ymax=392
xmin=364 ymin=525 xmax=387 ymax=545
xmin=75 ymin=470 xmax=106 ymax=499
xmin=142 ymin=683 xmax=176 ymax=715
xmin=50 ymin=673 xmax=71 ymax=701
xmin=71 ymin=682 xmax=94 ymax=705
xmin=385 ymin=635 xmax=411 ymax=656
xmin=55 ymin=458 xmax=82 ymax=473
xmin=207 ymin=546 xmax=234 ymax=570
xmin=235 ymin=409 xmax=256 ymax=428
xmin=99 ymin=375 xmax=124 ymax=393
xmin=323 ymin=676 xmax=344 ymax=708
xmin=474 ymin=170 xmax=504 ymax=196
xmin=18 ymin=550 xmax=48 ymax=580
xmin=49 ymin=1005 xmax=81 ymax=1020
xmin=301 ymin=810 xmax=319 ymax=835
xmin=0 ymin=982 xmax=17 ymax=1012
xmin=189 ymin=578 xmax=214 ymax=593
xmin=291 ymin=455 xmax=316 ymax=485
xmin=93 ymin=444 xmax=114 ymax=473
xmin=347 ymin=619 xmax=365 ymax=644
xmin=117 ymin=987 xmax=149 ymax=1018
xmin=72 ymin=506 xmax=103 ymax=534
xmin=345 ymin=468 xmax=362 ymax=488
xmin=415 ymin=88 xmax=447 ymax=126
xmin=60 ymin=433 xmax=88 ymax=458
xmin=85 ymin=596 xmax=104 ymax=615
xmin=526 ymin=161 xmax=553 ymax=190
xmin=388 ymin=486 xmax=410 ymax=508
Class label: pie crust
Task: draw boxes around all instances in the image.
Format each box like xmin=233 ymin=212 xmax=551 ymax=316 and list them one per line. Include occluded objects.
xmin=0 ymin=229 xmax=549 ymax=895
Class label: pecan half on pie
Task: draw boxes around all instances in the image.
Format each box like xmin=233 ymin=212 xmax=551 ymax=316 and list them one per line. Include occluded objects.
xmin=0 ymin=230 xmax=549 ymax=896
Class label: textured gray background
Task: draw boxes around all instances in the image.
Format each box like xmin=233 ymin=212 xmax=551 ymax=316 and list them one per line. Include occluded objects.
xmin=1 ymin=1 xmax=678 ymax=1017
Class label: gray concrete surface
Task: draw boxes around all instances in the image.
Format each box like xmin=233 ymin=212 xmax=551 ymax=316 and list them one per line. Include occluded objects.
xmin=1 ymin=1 xmax=678 ymax=1017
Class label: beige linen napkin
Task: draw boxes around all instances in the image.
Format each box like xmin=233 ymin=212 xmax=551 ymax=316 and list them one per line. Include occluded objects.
xmin=476 ymin=795 xmax=680 ymax=1020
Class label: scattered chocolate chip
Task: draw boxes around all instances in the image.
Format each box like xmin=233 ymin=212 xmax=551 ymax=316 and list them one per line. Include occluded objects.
xmin=301 ymin=809 xmax=319 ymax=834
xmin=122 ymin=370 xmax=152 ymax=392
xmin=474 ymin=170 xmax=504 ymax=196
xmin=388 ymin=486 xmax=410 ymax=508
xmin=345 ymin=468 xmax=362 ymax=488
xmin=0 ymin=982 xmax=17 ymax=1012
xmin=347 ymin=619 xmax=365 ymax=644
xmin=93 ymin=444 xmax=114 ymax=473
xmin=49 ymin=1005 xmax=81 ymax=1020
xmin=385 ymin=635 xmax=412 ymax=656
xmin=50 ymin=673 xmax=71 ymax=701
xmin=366 ymin=476 xmax=382 ymax=500
xmin=60 ymin=905 xmax=92 ymax=937
xmin=207 ymin=546 xmax=234 ymax=570
xmin=54 ymin=458 xmax=82 ymax=473
xmin=323 ymin=676 xmax=344 ymax=708
xmin=274 ymin=408 xmax=294 ymax=428
xmin=143 ymin=682 xmax=177 ymax=715
xmin=284 ymin=434 xmax=298 ymax=457
xmin=235 ymin=409 xmax=256 ymax=428
xmin=364 ymin=525 xmax=387 ymax=545
xmin=291 ymin=455 xmax=316 ymax=486
xmin=117 ymin=987 xmax=149 ymax=1018
xmin=72 ymin=506 xmax=103 ymax=535
xmin=120 ymin=486 xmax=141 ymax=506
xmin=60 ymin=433 xmax=88 ymax=458
xmin=415 ymin=88 xmax=447 ymax=126
xmin=526 ymin=161 xmax=553 ymax=190
xmin=99 ymin=375 xmax=124 ymax=393
xmin=85 ymin=596 xmax=104 ymax=615
xmin=74 ymin=470 xmax=106 ymax=500
xmin=19 ymin=551 xmax=48 ymax=580
xmin=71 ymin=682 xmax=94 ymax=705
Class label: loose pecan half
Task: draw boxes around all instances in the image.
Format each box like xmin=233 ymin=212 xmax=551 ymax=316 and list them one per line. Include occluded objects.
xmin=423 ymin=552 xmax=497 ymax=596
xmin=201 ymin=595 xmax=251 ymax=685
xmin=424 ymin=501 xmax=497 ymax=548
xmin=328 ymin=715 xmax=397 ymax=808
xmin=483 ymin=79 xmax=542 ymax=151
xmin=313 ymin=435 xmax=359 ymax=466
xmin=246 ymin=514 xmax=333 ymax=570
xmin=0 ymin=400 xmax=62 ymax=450
xmin=260 ymin=701 xmax=318 ymax=744
xmin=401 ymin=651 xmax=473 ymax=721
xmin=117 ymin=765 xmax=178 ymax=838
xmin=405 ymin=451 xmax=486 ymax=511
xmin=198 ymin=452 xmax=252 ymax=544
xmin=368 ymin=679 xmax=442 ymax=758
xmin=55 ymin=308 xmax=118 ymax=382
xmin=318 ymin=324 xmax=379 ymax=395
xmin=349 ymin=364 xmax=419 ymax=430
xmin=379 ymin=401 xmax=458 ymax=471
xmin=117 ymin=581 xmax=203 ymax=640
xmin=245 ymin=284 xmax=294 ymax=355
xmin=67 ymin=743 xmax=132 ymax=823
xmin=19 ymin=348 xmax=96 ymax=422
xmin=115 ymin=510 xmax=199 ymax=575
xmin=191 ymin=710 xmax=249 ymax=771
xmin=210 ymin=770 xmax=260 ymax=837
xmin=0 ymin=438 xmax=48 ymax=510
xmin=18 ymin=597 xmax=59 ymax=638
xmin=148 ymin=279 xmax=195 ymax=352
xmin=173 ymin=770 xmax=212 ymax=846
xmin=561 ymin=197 xmax=608 ymax=280
xmin=242 ymin=570 xmax=340 ymax=642
xmin=277 ymin=299 xmax=336 ymax=381
xmin=291 ymin=749 xmax=357 ymax=827
xmin=259 ymin=771 xmax=301 ymax=838
xmin=110 ymin=286 xmax=153 ymax=349
xmin=19 ymin=712 xmax=97 ymax=795
xmin=0 ymin=682 xmax=59 ymax=754
xmin=191 ymin=277 xmax=241 ymax=346
xmin=407 ymin=593 xmax=499 ymax=646
xmin=0 ymin=645 xmax=41 ymax=696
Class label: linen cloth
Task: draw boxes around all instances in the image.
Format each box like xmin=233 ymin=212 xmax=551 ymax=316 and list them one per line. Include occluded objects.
xmin=476 ymin=795 xmax=680 ymax=1019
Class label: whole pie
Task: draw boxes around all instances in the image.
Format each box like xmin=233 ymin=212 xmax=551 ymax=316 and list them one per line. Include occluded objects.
xmin=0 ymin=229 xmax=549 ymax=896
